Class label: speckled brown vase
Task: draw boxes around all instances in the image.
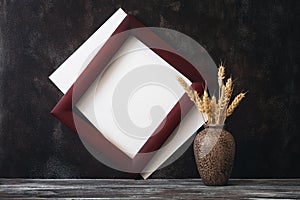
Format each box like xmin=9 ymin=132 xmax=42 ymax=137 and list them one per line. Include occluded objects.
xmin=193 ymin=125 xmax=235 ymax=186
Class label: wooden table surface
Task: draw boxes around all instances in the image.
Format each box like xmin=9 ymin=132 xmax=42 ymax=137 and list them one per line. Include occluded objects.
xmin=0 ymin=179 xmax=299 ymax=199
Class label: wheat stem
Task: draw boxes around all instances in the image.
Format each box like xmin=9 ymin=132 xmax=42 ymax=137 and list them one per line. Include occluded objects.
xmin=217 ymin=85 xmax=226 ymax=124
xmin=211 ymin=95 xmax=217 ymax=124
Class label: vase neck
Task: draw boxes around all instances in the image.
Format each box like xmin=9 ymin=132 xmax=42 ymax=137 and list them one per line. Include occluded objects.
xmin=204 ymin=124 xmax=225 ymax=129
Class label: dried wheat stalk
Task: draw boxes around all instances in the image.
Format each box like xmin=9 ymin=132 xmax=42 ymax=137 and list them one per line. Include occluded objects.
xmin=226 ymin=93 xmax=245 ymax=117
xmin=211 ymin=95 xmax=217 ymax=124
xmin=177 ymin=64 xmax=246 ymax=125
xmin=217 ymin=85 xmax=226 ymax=124
xmin=194 ymin=90 xmax=206 ymax=122
xmin=177 ymin=76 xmax=205 ymax=122
xmin=177 ymin=77 xmax=195 ymax=103
xmin=203 ymin=89 xmax=211 ymax=123
xmin=194 ymin=90 xmax=205 ymax=113
xmin=225 ymin=77 xmax=233 ymax=106
xmin=218 ymin=65 xmax=225 ymax=99
xmin=218 ymin=78 xmax=233 ymax=124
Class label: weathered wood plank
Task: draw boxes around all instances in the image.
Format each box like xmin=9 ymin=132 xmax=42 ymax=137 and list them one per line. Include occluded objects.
xmin=0 ymin=179 xmax=299 ymax=199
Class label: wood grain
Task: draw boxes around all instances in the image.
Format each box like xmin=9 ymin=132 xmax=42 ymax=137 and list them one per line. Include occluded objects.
xmin=0 ymin=179 xmax=299 ymax=199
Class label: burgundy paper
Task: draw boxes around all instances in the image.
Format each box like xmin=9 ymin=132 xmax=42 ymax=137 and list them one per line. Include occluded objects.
xmin=51 ymin=14 xmax=205 ymax=173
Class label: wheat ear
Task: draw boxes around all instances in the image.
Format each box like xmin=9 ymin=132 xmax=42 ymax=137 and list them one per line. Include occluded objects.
xmin=220 ymin=78 xmax=234 ymax=123
xmin=194 ymin=90 xmax=206 ymax=122
xmin=203 ymin=89 xmax=211 ymax=123
xmin=226 ymin=93 xmax=245 ymax=117
xmin=218 ymin=64 xmax=225 ymax=99
xmin=225 ymin=77 xmax=233 ymax=106
xmin=194 ymin=90 xmax=205 ymax=112
xmin=177 ymin=76 xmax=195 ymax=103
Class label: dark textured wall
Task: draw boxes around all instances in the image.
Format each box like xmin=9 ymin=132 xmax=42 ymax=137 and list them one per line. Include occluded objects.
xmin=0 ymin=0 xmax=299 ymax=178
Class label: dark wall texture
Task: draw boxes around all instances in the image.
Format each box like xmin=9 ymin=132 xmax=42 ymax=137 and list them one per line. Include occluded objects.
xmin=0 ymin=0 xmax=299 ymax=178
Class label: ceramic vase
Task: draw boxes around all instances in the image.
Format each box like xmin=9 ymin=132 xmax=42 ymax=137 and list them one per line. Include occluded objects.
xmin=193 ymin=125 xmax=235 ymax=186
